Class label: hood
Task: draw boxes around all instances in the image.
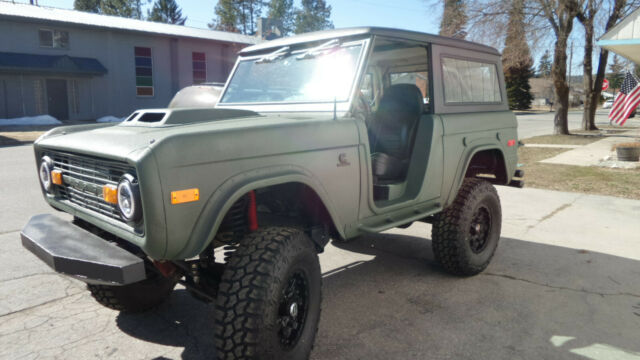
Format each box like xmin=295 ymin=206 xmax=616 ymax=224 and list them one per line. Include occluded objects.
xmin=120 ymin=108 xmax=259 ymax=127
xmin=35 ymin=108 xmax=260 ymax=161
xmin=34 ymin=109 xmax=340 ymax=162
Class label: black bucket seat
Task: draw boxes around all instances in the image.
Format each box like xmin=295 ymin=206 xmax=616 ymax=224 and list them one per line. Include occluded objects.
xmin=368 ymin=84 xmax=423 ymax=181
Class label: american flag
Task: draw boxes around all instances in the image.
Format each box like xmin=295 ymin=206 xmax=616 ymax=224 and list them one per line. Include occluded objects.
xmin=609 ymin=72 xmax=640 ymax=126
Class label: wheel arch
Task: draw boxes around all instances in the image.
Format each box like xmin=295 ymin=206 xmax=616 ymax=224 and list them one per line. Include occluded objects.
xmin=178 ymin=165 xmax=345 ymax=259
xmin=446 ymin=144 xmax=508 ymax=206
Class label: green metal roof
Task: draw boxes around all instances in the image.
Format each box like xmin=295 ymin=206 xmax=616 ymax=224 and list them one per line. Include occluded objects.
xmin=0 ymin=51 xmax=108 ymax=76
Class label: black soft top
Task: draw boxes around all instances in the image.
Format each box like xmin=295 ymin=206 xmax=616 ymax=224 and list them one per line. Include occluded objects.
xmin=240 ymin=27 xmax=501 ymax=56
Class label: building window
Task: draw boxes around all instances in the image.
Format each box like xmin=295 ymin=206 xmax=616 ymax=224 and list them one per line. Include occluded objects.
xmin=39 ymin=29 xmax=69 ymax=49
xmin=442 ymin=57 xmax=501 ymax=104
xmin=192 ymin=52 xmax=206 ymax=84
xmin=135 ymin=47 xmax=154 ymax=97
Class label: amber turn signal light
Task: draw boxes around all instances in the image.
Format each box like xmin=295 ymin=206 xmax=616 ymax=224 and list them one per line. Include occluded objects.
xmin=51 ymin=170 xmax=63 ymax=185
xmin=171 ymin=188 xmax=199 ymax=204
xmin=102 ymin=184 xmax=118 ymax=204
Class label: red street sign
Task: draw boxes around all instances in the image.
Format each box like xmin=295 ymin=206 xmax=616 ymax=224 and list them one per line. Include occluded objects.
xmin=602 ymin=79 xmax=609 ymax=91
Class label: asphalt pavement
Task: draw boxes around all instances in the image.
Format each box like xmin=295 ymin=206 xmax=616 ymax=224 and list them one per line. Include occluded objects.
xmin=515 ymin=109 xmax=639 ymax=139
xmin=1 ymin=126 xmax=640 ymax=359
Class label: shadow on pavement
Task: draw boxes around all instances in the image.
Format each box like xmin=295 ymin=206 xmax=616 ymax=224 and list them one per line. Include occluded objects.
xmin=116 ymin=232 xmax=640 ymax=360
xmin=116 ymin=289 xmax=216 ymax=359
xmin=0 ymin=134 xmax=33 ymax=147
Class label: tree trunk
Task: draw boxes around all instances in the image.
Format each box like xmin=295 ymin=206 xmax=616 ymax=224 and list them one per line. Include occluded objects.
xmin=552 ymin=32 xmax=571 ymax=135
xmin=584 ymin=49 xmax=610 ymax=129
xmin=579 ymin=0 xmax=625 ymax=130
xmin=581 ymin=0 xmax=596 ymax=131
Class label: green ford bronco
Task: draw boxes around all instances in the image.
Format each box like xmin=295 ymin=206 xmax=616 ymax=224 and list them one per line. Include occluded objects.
xmin=22 ymin=27 xmax=523 ymax=359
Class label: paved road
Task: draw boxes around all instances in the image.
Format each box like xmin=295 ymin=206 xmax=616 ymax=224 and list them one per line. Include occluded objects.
xmin=514 ymin=110 xmax=640 ymax=139
xmin=1 ymin=146 xmax=640 ymax=359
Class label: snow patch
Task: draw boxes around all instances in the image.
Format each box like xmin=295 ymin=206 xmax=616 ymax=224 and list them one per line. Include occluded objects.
xmin=97 ymin=116 xmax=125 ymax=123
xmin=0 ymin=115 xmax=61 ymax=126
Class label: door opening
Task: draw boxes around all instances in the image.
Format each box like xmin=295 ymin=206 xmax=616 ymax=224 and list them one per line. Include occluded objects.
xmin=46 ymin=79 xmax=69 ymax=120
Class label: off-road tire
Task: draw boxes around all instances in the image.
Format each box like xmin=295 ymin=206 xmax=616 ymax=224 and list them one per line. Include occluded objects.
xmin=214 ymin=227 xmax=322 ymax=360
xmin=432 ymin=178 xmax=502 ymax=276
xmin=87 ymin=273 xmax=176 ymax=313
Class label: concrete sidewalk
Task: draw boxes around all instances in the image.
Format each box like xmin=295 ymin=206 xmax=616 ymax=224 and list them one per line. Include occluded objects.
xmin=540 ymin=128 xmax=640 ymax=168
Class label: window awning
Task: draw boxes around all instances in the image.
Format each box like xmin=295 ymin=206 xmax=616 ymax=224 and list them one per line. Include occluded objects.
xmin=0 ymin=52 xmax=108 ymax=76
xmin=597 ymin=7 xmax=640 ymax=64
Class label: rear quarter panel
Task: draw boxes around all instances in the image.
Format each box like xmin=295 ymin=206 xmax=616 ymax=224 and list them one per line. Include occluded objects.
xmin=429 ymin=43 xmax=517 ymax=206
xmin=440 ymin=111 xmax=518 ymax=206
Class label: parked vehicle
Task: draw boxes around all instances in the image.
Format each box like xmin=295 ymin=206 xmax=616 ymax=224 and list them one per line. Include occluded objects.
xmin=603 ymin=99 xmax=614 ymax=109
xmin=22 ymin=27 xmax=522 ymax=359
xmin=602 ymin=99 xmax=636 ymax=118
xmin=168 ymin=82 xmax=225 ymax=108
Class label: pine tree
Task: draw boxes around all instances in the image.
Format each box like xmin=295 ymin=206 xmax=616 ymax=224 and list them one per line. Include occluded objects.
xmin=148 ymin=0 xmax=186 ymax=25
xmin=439 ymin=0 xmax=467 ymax=39
xmin=210 ymin=0 xmax=265 ymax=35
xmin=502 ymin=0 xmax=533 ymax=110
xmin=537 ymin=50 xmax=552 ymax=78
xmin=267 ymin=0 xmax=294 ymax=35
xmin=74 ymin=0 xmax=101 ymax=13
xmin=294 ymin=0 xmax=333 ymax=34
xmin=210 ymin=0 xmax=239 ymax=32
xmin=237 ymin=0 xmax=265 ymax=35
xmin=100 ymin=0 xmax=141 ymax=19
xmin=132 ymin=0 xmax=144 ymax=19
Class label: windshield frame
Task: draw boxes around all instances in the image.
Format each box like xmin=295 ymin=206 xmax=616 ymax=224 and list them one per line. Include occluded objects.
xmin=216 ymin=37 xmax=371 ymax=114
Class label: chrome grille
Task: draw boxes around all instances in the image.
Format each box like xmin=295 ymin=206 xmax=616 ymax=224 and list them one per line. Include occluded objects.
xmin=44 ymin=150 xmax=135 ymax=224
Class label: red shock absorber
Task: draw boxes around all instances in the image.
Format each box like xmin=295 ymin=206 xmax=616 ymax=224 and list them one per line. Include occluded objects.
xmin=153 ymin=260 xmax=177 ymax=278
xmin=247 ymin=190 xmax=258 ymax=231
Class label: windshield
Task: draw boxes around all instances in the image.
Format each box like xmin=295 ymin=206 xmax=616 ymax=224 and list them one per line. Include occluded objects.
xmin=220 ymin=41 xmax=365 ymax=105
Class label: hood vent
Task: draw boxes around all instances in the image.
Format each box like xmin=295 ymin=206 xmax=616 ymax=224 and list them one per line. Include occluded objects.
xmin=119 ymin=108 xmax=259 ymax=127
xmin=138 ymin=112 xmax=166 ymax=123
xmin=125 ymin=112 xmax=139 ymax=122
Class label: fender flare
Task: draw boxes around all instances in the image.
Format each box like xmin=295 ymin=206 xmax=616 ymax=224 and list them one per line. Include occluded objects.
xmin=175 ymin=164 xmax=345 ymax=259
xmin=446 ymin=140 xmax=506 ymax=205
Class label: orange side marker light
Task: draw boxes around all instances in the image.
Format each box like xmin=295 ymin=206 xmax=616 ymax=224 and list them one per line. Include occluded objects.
xmin=507 ymin=139 xmax=516 ymax=147
xmin=102 ymin=184 xmax=118 ymax=204
xmin=51 ymin=170 xmax=63 ymax=185
xmin=171 ymin=188 xmax=200 ymax=204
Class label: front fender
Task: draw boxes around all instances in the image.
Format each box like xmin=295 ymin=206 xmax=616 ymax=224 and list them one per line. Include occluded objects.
xmin=172 ymin=165 xmax=345 ymax=259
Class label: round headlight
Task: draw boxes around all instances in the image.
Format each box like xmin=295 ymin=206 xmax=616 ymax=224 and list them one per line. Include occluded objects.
xmin=39 ymin=156 xmax=53 ymax=193
xmin=117 ymin=174 xmax=142 ymax=222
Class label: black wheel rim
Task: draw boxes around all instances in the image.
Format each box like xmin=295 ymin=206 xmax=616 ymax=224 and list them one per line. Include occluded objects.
xmin=278 ymin=270 xmax=309 ymax=349
xmin=469 ymin=205 xmax=492 ymax=254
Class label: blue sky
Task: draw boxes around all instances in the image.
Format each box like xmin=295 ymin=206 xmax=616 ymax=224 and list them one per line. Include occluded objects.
xmin=25 ymin=0 xmax=442 ymax=34
xmin=17 ymin=0 xmax=584 ymax=73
